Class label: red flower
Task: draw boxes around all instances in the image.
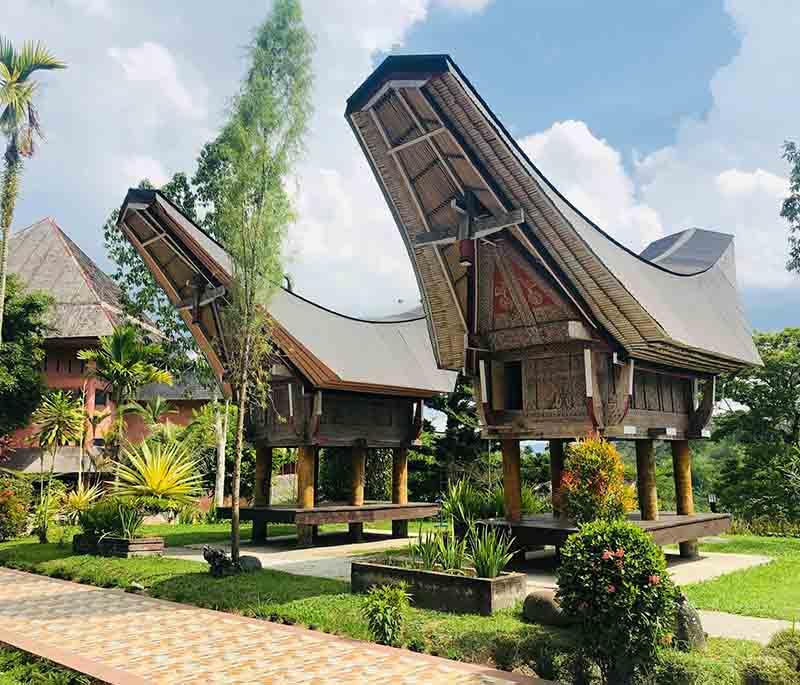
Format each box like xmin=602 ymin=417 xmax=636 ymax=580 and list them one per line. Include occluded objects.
xmin=607 ymin=585 xmax=616 ymax=593
xmin=601 ymin=550 xmax=614 ymax=560
xmin=648 ymin=575 xmax=661 ymax=586
xmin=615 ymin=548 xmax=625 ymax=558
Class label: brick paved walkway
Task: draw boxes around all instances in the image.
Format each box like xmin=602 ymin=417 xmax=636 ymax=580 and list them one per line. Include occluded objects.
xmin=0 ymin=568 xmax=545 ymax=685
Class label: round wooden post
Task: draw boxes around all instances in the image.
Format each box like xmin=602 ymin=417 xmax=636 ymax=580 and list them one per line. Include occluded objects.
xmin=549 ymin=439 xmax=566 ymax=519
xmin=501 ymin=439 xmax=523 ymax=522
xmin=349 ymin=445 xmax=367 ymax=541
xmin=635 ymin=440 xmax=659 ymax=521
xmin=672 ymin=440 xmax=699 ymax=558
xmin=391 ymin=447 xmax=409 ymax=538
xmin=252 ymin=445 xmax=272 ymax=543
xmin=296 ymin=445 xmax=315 ymax=546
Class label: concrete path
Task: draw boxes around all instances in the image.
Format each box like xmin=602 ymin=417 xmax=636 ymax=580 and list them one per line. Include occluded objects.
xmin=0 ymin=568 xmax=546 ymax=685
xmin=697 ymin=611 xmax=793 ymax=645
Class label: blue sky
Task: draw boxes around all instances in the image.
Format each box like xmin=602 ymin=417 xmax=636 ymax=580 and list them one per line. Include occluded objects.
xmin=6 ymin=0 xmax=799 ymax=332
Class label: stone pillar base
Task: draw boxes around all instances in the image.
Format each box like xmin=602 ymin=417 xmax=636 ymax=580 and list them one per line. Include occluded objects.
xmin=349 ymin=522 xmax=364 ymax=542
xmin=392 ymin=520 xmax=409 ymax=538
xmin=297 ymin=524 xmax=314 ymax=547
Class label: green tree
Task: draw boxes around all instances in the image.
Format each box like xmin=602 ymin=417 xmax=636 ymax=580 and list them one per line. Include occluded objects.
xmin=0 ymin=274 xmax=50 ymax=437
xmin=31 ymin=390 xmax=84 ymax=542
xmin=715 ymin=329 xmax=800 ymax=444
xmin=78 ymin=324 xmax=173 ymax=468
xmin=782 ymin=140 xmax=800 ymax=273
xmin=218 ymin=0 xmax=313 ymax=563
xmin=0 ymin=38 xmax=65 ymax=342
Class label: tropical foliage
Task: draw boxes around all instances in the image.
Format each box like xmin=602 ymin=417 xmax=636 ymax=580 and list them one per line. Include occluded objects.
xmin=114 ymin=439 xmax=202 ymax=510
xmin=77 ymin=497 xmax=144 ymax=540
xmin=0 ymin=471 xmax=31 ymax=540
xmin=560 ymin=436 xmax=635 ymax=524
xmin=0 ymin=275 xmax=50 ymax=437
xmin=0 ymin=37 xmax=65 ymax=342
xmin=557 ymin=520 xmax=678 ymax=685
xmin=782 ymin=140 xmax=800 ymax=274
xmin=468 ymin=525 xmax=516 ymax=578
xmin=361 ymin=583 xmax=411 ymax=647
xmin=62 ymin=481 xmax=103 ymax=525
xmin=441 ymin=478 xmax=549 ymax=530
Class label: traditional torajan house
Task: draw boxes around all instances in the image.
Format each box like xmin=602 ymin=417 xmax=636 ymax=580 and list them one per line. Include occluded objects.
xmin=116 ymin=189 xmax=455 ymax=545
xmin=346 ymin=54 xmax=761 ymax=558
xmin=5 ymin=218 xmax=209 ymax=475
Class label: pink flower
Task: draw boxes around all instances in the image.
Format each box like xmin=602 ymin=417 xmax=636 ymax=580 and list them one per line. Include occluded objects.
xmin=607 ymin=585 xmax=616 ymax=594
xmin=648 ymin=575 xmax=661 ymax=586
xmin=578 ymin=601 xmax=588 ymax=610
xmin=615 ymin=548 xmax=625 ymax=558
xmin=602 ymin=550 xmax=614 ymax=560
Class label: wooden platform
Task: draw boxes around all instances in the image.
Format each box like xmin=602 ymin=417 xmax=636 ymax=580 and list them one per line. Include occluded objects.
xmin=217 ymin=501 xmax=440 ymax=526
xmin=483 ymin=512 xmax=731 ymax=548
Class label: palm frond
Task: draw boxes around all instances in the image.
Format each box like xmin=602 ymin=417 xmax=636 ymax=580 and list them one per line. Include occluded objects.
xmin=15 ymin=41 xmax=66 ymax=78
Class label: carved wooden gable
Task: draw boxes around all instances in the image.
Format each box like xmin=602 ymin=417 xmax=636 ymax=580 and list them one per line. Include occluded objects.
xmin=479 ymin=239 xmax=584 ymax=351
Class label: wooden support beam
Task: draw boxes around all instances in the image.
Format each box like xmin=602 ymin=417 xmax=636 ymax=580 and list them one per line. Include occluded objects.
xmin=296 ymin=445 xmax=315 ymax=546
xmin=672 ymin=440 xmax=699 ymax=558
xmin=549 ymin=439 xmax=566 ymax=520
xmin=635 ymin=440 xmax=659 ymax=521
xmin=501 ymin=439 xmax=523 ymax=522
xmin=392 ymin=447 xmax=409 ymax=538
xmin=349 ymin=445 xmax=367 ymax=541
xmin=252 ymin=445 xmax=272 ymax=543
xmin=387 ymin=126 xmax=445 ymax=155
xmin=413 ymin=208 xmax=524 ymax=247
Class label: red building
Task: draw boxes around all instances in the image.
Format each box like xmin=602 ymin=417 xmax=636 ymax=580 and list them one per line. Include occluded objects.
xmin=6 ymin=218 xmax=209 ymax=474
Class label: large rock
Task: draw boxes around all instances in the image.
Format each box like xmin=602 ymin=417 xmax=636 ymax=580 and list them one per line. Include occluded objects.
xmin=523 ymin=589 xmax=572 ymax=627
xmin=673 ymin=593 xmax=706 ymax=651
xmin=239 ymin=555 xmax=263 ymax=572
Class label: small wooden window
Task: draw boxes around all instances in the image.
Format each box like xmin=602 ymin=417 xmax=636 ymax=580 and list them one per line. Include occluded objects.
xmin=95 ymin=390 xmax=108 ymax=407
xmin=504 ymin=361 xmax=523 ymax=411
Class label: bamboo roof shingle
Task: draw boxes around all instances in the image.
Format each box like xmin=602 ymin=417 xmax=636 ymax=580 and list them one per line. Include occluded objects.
xmin=346 ymin=54 xmax=761 ymax=374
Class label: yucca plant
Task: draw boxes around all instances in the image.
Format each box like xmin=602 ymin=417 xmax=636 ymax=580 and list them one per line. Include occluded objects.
xmin=62 ymin=482 xmax=103 ymax=525
xmin=468 ymin=525 xmax=515 ymax=578
xmin=436 ymin=532 xmax=468 ymax=573
xmin=113 ymin=439 xmax=202 ymax=511
xmin=409 ymin=527 xmax=440 ymax=570
xmin=441 ymin=479 xmax=482 ymax=531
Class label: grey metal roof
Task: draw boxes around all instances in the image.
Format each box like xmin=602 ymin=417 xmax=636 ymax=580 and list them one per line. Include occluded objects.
xmin=136 ymin=375 xmax=216 ymax=401
xmin=640 ymin=228 xmax=735 ymax=277
xmin=8 ymin=218 xmax=122 ymax=339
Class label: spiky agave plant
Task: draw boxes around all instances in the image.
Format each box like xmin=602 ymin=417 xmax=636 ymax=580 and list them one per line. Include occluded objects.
xmin=114 ymin=439 xmax=202 ymax=511
xmin=62 ymin=481 xmax=103 ymax=525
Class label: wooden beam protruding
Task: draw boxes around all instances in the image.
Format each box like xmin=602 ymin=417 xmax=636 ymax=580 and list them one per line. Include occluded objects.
xmin=672 ymin=440 xmax=699 ymax=558
xmin=635 ymin=440 xmax=659 ymax=521
xmin=689 ymin=377 xmax=716 ymax=437
xmin=501 ymin=439 xmax=523 ymax=522
xmin=607 ymin=359 xmax=635 ymax=426
xmin=413 ymin=208 xmax=525 ymax=247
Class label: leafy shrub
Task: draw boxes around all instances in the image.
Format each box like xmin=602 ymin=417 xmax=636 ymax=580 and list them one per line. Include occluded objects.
xmin=468 ymin=525 xmax=515 ymax=578
xmin=62 ymin=482 xmax=103 ymax=525
xmin=556 ymin=520 xmax=678 ymax=684
xmin=442 ymin=478 xmax=550 ymax=527
xmin=560 ymin=436 xmax=635 ymax=524
xmin=436 ymin=532 xmax=468 ymax=572
xmin=77 ymin=498 xmax=144 ymax=539
xmin=361 ymin=583 xmax=410 ymax=647
xmin=729 ymin=517 xmax=800 ymax=538
xmin=765 ymin=628 xmax=800 ymax=671
xmin=741 ymin=654 xmax=800 ymax=684
xmin=0 ymin=473 xmax=31 ymax=541
xmin=653 ymin=648 xmax=741 ymax=685
xmin=409 ymin=529 xmax=440 ymax=570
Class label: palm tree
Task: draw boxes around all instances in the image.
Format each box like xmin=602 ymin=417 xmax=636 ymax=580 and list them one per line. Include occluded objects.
xmin=134 ymin=396 xmax=177 ymax=429
xmin=78 ymin=324 xmax=172 ymax=468
xmin=0 ymin=38 xmax=66 ymax=343
xmin=31 ymin=390 xmax=84 ymax=543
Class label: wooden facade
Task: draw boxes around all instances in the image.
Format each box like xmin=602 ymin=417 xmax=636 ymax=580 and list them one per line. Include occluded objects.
xmin=347 ymin=55 xmax=762 ymax=556
xmin=117 ymin=189 xmax=455 ymax=546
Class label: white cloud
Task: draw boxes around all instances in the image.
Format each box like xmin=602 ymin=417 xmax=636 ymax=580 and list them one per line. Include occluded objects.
xmin=519 ymin=120 xmax=663 ymax=251
xmin=66 ymin=0 xmax=112 ymax=18
xmin=716 ymin=168 xmax=788 ymax=199
xmin=108 ymin=42 xmax=206 ymax=120
xmin=119 ymin=155 xmax=169 ymax=188
xmin=435 ymin=0 xmax=493 ymax=13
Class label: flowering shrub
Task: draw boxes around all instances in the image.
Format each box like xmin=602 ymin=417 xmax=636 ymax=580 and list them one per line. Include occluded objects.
xmin=0 ymin=473 xmax=32 ymax=541
xmin=557 ymin=520 xmax=678 ymax=685
xmin=559 ymin=436 xmax=635 ymax=524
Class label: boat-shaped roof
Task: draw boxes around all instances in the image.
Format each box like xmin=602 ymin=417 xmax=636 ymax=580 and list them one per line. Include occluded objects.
xmin=117 ymin=188 xmax=455 ymax=397
xmin=346 ymin=54 xmax=760 ymax=373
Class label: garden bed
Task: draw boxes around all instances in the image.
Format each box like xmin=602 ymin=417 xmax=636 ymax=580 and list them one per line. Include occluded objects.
xmin=351 ymin=558 xmax=527 ymax=615
xmin=72 ymin=534 xmax=164 ymax=558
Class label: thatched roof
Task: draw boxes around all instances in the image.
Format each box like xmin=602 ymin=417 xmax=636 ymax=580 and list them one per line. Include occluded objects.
xmin=117 ymin=189 xmax=456 ymax=398
xmin=346 ymin=54 xmax=760 ymax=374
xmin=8 ymin=218 xmax=124 ymax=340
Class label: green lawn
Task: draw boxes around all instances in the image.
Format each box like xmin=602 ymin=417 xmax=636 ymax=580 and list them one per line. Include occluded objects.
xmin=0 ymin=534 xmax=766 ymax=682
xmin=682 ymin=535 xmax=800 ymax=622
xmin=0 ymin=643 xmax=96 ymax=684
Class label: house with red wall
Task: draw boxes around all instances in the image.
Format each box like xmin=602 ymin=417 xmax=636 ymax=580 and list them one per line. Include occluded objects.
xmin=5 ymin=217 xmax=211 ymax=474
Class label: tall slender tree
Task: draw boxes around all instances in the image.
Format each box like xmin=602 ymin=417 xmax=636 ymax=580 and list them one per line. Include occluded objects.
xmin=0 ymin=38 xmax=65 ymax=343
xmin=218 ymin=0 xmax=313 ymax=562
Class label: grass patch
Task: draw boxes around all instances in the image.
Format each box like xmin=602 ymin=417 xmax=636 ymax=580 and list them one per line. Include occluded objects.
xmin=680 ymin=535 xmax=800 ymax=621
xmin=0 ymin=643 xmax=97 ymax=684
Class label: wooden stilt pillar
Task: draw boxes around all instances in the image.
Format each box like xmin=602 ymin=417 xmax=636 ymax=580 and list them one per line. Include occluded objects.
xmin=549 ymin=439 xmax=566 ymax=519
xmin=672 ymin=440 xmax=699 ymax=558
xmin=296 ymin=445 xmax=315 ymax=546
xmin=252 ymin=445 xmax=272 ymax=542
xmin=501 ymin=439 xmax=523 ymax=522
xmin=349 ymin=445 xmax=367 ymax=541
xmin=635 ymin=440 xmax=659 ymax=521
xmin=391 ymin=447 xmax=409 ymax=538
xmin=312 ymin=448 xmax=321 ymax=540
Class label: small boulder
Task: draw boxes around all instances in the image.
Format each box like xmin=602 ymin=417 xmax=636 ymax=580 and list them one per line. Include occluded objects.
xmin=673 ymin=593 xmax=706 ymax=652
xmin=523 ymin=589 xmax=572 ymax=627
xmin=239 ymin=555 xmax=263 ymax=572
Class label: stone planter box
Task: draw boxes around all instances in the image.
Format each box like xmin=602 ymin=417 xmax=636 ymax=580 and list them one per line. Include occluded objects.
xmin=97 ymin=536 xmax=165 ymax=558
xmin=72 ymin=533 xmax=100 ymax=555
xmin=351 ymin=559 xmax=527 ymax=615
